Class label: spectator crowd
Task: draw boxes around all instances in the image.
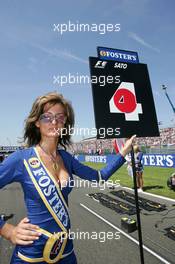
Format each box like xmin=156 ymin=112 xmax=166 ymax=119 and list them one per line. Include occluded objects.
xmin=70 ymin=127 xmax=175 ymax=155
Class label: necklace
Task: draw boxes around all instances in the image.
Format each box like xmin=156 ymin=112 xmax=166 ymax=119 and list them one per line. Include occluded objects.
xmin=39 ymin=144 xmax=59 ymax=171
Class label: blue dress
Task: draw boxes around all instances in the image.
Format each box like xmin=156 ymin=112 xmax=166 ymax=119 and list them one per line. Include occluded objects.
xmin=135 ymin=152 xmax=143 ymax=172
xmin=0 ymin=147 xmax=125 ymax=263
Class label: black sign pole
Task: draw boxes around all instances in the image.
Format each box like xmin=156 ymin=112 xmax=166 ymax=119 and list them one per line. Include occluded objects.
xmin=131 ymin=145 xmax=144 ymax=264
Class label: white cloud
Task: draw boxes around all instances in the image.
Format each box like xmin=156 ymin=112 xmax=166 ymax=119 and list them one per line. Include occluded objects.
xmin=128 ymin=32 xmax=160 ymax=53
xmin=31 ymin=44 xmax=88 ymax=64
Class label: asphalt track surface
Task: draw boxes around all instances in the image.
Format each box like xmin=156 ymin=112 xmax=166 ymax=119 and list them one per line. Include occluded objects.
xmin=0 ymin=178 xmax=175 ymax=264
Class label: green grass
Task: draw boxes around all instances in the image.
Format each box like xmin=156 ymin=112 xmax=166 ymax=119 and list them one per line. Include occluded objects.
xmin=84 ymin=162 xmax=175 ymax=200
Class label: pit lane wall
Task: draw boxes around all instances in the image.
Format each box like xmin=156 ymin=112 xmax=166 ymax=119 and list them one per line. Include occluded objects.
xmin=75 ymin=154 xmax=175 ymax=168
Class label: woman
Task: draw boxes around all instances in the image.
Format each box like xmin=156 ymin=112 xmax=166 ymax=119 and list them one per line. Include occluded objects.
xmin=134 ymin=145 xmax=144 ymax=192
xmin=0 ymin=92 xmax=135 ymax=263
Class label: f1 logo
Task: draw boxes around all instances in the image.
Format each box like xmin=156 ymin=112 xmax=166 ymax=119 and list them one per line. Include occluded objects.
xmin=94 ymin=60 xmax=107 ymax=69
xmin=109 ymin=82 xmax=143 ymax=121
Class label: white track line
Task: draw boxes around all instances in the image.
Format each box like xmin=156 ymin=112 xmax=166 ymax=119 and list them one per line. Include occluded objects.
xmin=122 ymin=186 xmax=175 ymax=202
xmin=80 ymin=203 xmax=171 ymax=264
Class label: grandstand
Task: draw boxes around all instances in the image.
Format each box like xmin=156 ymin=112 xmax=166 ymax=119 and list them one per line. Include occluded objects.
xmin=0 ymin=127 xmax=175 ymax=158
xmin=71 ymin=127 xmax=175 ymax=155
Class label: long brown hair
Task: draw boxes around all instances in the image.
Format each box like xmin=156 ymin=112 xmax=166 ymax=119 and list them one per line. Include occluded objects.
xmin=23 ymin=92 xmax=74 ymax=148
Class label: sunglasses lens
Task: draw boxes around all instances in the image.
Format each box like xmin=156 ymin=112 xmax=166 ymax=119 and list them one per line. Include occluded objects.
xmin=55 ymin=114 xmax=66 ymax=123
xmin=39 ymin=114 xmax=52 ymax=123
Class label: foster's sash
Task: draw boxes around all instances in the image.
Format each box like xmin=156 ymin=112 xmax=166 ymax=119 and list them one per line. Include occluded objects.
xmin=21 ymin=147 xmax=70 ymax=263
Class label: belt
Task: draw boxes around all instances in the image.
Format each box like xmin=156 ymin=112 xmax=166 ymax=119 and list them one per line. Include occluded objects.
xmin=18 ymin=228 xmax=72 ymax=263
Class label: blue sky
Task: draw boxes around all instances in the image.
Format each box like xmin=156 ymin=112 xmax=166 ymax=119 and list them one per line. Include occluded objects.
xmin=0 ymin=0 xmax=175 ymax=145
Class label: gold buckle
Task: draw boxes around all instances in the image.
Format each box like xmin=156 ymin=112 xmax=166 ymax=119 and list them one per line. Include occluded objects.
xmin=43 ymin=231 xmax=67 ymax=263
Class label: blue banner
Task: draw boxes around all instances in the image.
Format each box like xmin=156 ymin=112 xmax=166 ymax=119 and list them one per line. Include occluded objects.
xmin=97 ymin=47 xmax=139 ymax=64
xmin=142 ymin=154 xmax=175 ymax=168
xmin=74 ymin=154 xmax=175 ymax=168
xmin=0 ymin=146 xmax=24 ymax=152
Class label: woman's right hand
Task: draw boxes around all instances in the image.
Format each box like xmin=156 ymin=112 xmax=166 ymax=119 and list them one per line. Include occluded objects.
xmin=10 ymin=217 xmax=41 ymax=245
xmin=120 ymin=135 xmax=136 ymax=157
